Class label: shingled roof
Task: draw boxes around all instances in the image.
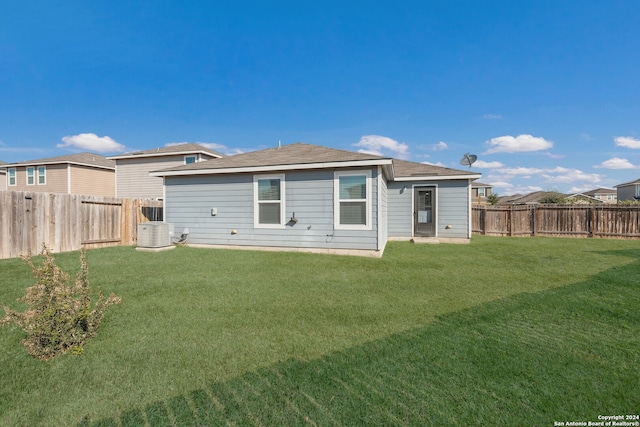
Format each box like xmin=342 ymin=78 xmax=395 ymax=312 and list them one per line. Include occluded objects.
xmin=151 ymin=142 xmax=479 ymax=181
xmin=108 ymin=143 xmax=223 ymax=160
xmin=391 ymin=158 xmax=478 ymax=179
xmin=6 ymin=152 xmax=115 ymax=169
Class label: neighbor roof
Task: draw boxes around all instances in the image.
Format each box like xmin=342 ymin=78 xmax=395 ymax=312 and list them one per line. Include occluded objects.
xmin=615 ymin=178 xmax=640 ymax=188
xmin=151 ymin=142 xmax=480 ymax=181
xmin=6 ymin=152 xmax=115 ymax=170
xmin=391 ymin=159 xmax=479 ymax=180
xmin=581 ymin=187 xmax=616 ymax=196
xmin=108 ymin=143 xmax=223 ymax=160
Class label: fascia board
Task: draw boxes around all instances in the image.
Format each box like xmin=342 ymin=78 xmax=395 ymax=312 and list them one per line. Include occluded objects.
xmin=7 ymin=161 xmax=115 ymax=170
xmin=151 ymin=159 xmax=394 ymax=177
xmin=393 ymin=174 xmax=482 ymax=181
xmin=108 ymin=151 xmax=222 ymax=160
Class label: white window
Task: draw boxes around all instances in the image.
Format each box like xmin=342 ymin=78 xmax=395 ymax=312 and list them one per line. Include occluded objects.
xmin=184 ymin=155 xmax=197 ymax=165
xmin=26 ymin=167 xmax=35 ymax=185
xmin=254 ymin=174 xmax=285 ymax=228
xmin=8 ymin=168 xmax=16 ymax=186
xmin=334 ymin=171 xmax=371 ymax=230
xmin=636 ymin=185 xmax=640 ymax=198
xmin=477 ymin=187 xmax=486 ymax=197
xmin=37 ymin=166 xmax=46 ymax=185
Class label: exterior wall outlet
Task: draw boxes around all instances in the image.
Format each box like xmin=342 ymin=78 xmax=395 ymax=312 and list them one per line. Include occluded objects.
xmin=211 ymin=208 xmax=217 ymax=216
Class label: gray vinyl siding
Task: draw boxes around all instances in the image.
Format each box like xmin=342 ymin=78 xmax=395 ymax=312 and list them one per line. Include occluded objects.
xmin=387 ymin=179 xmax=471 ymax=239
xmin=616 ymin=184 xmax=638 ymax=202
xmin=115 ymin=154 xmax=215 ymax=199
xmin=164 ymin=167 xmax=381 ymax=251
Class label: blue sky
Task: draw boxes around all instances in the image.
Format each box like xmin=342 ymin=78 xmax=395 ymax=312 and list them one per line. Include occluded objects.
xmin=1 ymin=1 xmax=639 ymax=195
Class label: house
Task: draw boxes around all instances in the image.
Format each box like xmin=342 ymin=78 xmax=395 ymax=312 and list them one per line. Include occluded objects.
xmin=582 ymin=188 xmax=617 ymax=203
xmin=567 ymin=188 xmax=616 ymax=204
xmin=615 ymin=179 xmax=640 ymax=202
xmin=151 ymin=143 xmax=481 ymax=256
xmin=108 ymin=143 xmax=223 ymax=199
xmin=566 ymin=193 xmax=605 ymax=204
xmin=4 ymin=153 xmax=115 ymax=196
xmin=498 ymin=191 xmax=551 ymax=205
xmin=471 ymin=182 xmax=492 ymax=204
xmin=0 ymin=161 xmax=6 ymax=190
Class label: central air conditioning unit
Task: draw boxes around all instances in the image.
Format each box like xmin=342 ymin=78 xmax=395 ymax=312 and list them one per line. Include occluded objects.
xmin=137 ymin=222 xmax=172 ymax=248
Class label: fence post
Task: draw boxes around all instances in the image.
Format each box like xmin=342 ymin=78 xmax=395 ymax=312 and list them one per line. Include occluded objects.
xmin=508 ymin=206 xmax=513 ymax=236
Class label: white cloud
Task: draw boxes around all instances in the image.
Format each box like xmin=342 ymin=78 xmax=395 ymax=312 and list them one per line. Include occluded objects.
xmin=490 ymin=182 xmax=543 ymax=196
xmin=354 ymin=135 xmax=409 ymax=159
xmin=541 ymin=167 xmax=601 ymax=184
xmin=484 ymin=134 xmax=553 ymax=154
xmin=433 ymin=141 xmax=448 ymax=151
xmin=482 ymin=114 xmax=502 ymax=120
xmin=474 ymin=160 xmax=504 ymax=168
xmin=596 ymin=157 xmax=638 ymax=169
xmin=58 ymin=133 xmax=125 ymax=153
xmin=166 ymin=141 xmax=227 ymax=151
xmin=614 ymin=136 xmax=640 ymax=149
xmin=498 ymin=167 xmax=545 ymax=178
xmin=486 ymin=165 xmax=601 ymax=190
xmin=422 ymin=161 xmax=446 ymax=167
xmin=488 ymin=181 xmax=513 ymax=189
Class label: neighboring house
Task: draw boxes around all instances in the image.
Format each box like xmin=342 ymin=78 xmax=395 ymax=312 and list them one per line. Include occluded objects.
xmin=615 ymin=179 xmax=640 ymax=202
xmin=4 ymin=153 xmax=115 ymax=196
xmin=151 ymin=143 xmax=481 ymax=256
xmin=471 ymin=182 xmax=492 ymax=204
xmin=567 ymin=188 xmax=616 ymax=204
xmin=0 ymin=161 xmax=6 ymax=190
xmin=566 ymin=193 xmax=605 ymax=204
xmin=108 ymin=143 xmax=223 ymax=199
xmin=498 ymin=191 xmax=550 ymax=205
xmin=583 ymin=188 xmax=617 ymax=203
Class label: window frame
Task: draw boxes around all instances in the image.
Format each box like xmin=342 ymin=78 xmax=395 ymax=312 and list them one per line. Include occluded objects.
xmin=184 ymin=155 xmax=197 ymax=165
xmin=334 ymin=170 xmax=372 ymax=230
xmin=477 ymin=187 xmax=486 ymax=197
xmin=8 ymin=168 xmax=16 ymax=186
xmin=37 ymin=166 xmax=46 ymax=185
xmin=635 ymin=184 xmax=640 ymax=198
xmin=253 ymin=174 xmax=286 ymax=228
xmin=26 ymin=167 xmax=35 ymax=186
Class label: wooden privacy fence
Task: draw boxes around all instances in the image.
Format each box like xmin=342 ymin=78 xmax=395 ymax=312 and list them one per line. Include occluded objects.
xmin=473 ymin=205 xmax=640 ymax=239
xmin=0 ymin=190 xmax=164 ymax=259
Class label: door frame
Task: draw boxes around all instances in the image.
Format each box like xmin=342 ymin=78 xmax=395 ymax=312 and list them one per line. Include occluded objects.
xmin=412 ymin=185 xmax=438 ymax=237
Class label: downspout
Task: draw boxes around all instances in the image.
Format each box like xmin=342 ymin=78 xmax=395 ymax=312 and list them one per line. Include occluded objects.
xmin=377 ymin=166 xmax=383 ymax=251
xmin=467 ymin=179 xmax=472 ymax=239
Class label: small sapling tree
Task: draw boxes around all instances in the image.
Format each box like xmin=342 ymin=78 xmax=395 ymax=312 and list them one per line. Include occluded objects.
xmin=1 ymin=247 xmax=121 ymax=360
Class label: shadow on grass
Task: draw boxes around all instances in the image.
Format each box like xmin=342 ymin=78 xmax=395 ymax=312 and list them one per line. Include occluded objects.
xmin=80 ymin=252 xmax=640 ymax=426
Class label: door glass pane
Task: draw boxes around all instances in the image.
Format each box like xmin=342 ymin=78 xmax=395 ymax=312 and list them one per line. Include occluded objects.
xmin=418 ymin=210 xmax=432 ymax=223
xmin=340 ymin=201 xmax=366 ymax=225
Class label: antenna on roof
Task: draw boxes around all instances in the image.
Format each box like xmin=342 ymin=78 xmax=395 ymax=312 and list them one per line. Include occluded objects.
xmin=459 ymin=153 xmax=477 ymax=169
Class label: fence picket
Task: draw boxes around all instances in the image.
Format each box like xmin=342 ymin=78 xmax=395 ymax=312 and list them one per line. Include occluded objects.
xmin=473 ymin=205 xmax=640 ymax=239
xmin=0 ymin=190 xmax=163 ymax=259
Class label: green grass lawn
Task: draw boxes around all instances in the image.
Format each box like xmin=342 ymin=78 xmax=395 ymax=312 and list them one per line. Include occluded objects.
xmin=1 ymin=236 xmax=639 ymax=426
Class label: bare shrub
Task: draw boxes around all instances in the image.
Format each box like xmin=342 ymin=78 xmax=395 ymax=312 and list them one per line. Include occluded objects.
xmin=1 ymin=248 xmax=121 ymax=360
